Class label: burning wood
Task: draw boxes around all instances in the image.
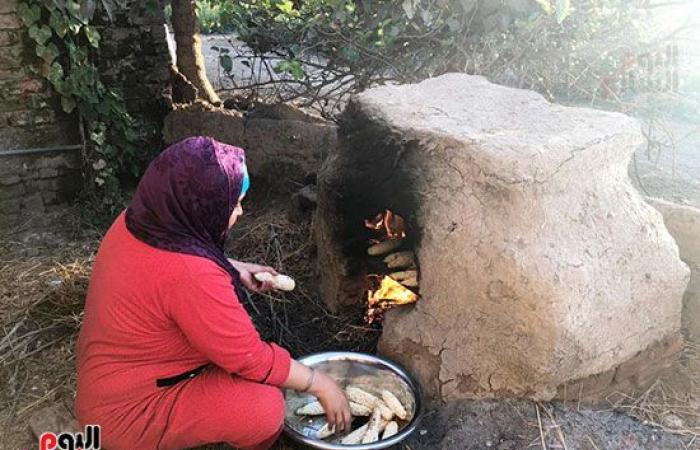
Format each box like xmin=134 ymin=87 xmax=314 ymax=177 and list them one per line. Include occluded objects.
xmin=399 ymin=277 xmax=418 ymax=288
xmin=367 ymin=239 xmax=403 ymax=256
xmin=364 ymin=209 xmax=419 ymax=324
xmin=388 ymin=270 xmax=417 ymax=282
xmin=365 ymin=209 xmax=406 ymax=240
xmin=384 ymin=251 xmax=415 ymax=269
xmin=368 ymin=277 xmax=418 ymax=307
xmin=366 ymin=276 xmax=418 ymax=324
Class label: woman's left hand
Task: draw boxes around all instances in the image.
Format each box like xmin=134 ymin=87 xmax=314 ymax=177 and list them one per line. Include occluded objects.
xmin=228 ymin=259 xmax=279 ymax=293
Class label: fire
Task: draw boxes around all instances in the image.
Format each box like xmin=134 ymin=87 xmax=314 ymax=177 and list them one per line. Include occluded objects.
xmin=365 ymin=276 xmax=418 ymax=324
xmin=363 ymin=209 xmax=417 ymax=325
xmin=368 ymin=276 xmax=418 ymax=307
xmin=365 ymin=209 xmax=406 ymax=240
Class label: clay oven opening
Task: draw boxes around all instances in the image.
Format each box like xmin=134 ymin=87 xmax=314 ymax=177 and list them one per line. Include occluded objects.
xmin=315 ymin=127 xmax=426 ymax=324
xmin=364 ymin=209 xmax=418 ymax=324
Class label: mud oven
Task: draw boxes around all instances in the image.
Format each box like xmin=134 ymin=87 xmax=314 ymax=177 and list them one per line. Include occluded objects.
xmin=315 ymin=74 xmax=690 ymax=401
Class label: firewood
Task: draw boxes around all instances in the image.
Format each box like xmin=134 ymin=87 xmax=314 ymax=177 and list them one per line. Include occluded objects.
xmin=367 ymin=239 xmax=403 ymax=256
xmin=400 ymin=277 xmax=418 ymax=288
xmin=383 ymin=251 xmax=415 ymax=269
xmin=388 ymin=270 xmax=417 ymax=281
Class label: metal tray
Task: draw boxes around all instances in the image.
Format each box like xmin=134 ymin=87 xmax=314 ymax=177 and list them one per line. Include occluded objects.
xmin=284 ymin=352 xmax=423 ymax=449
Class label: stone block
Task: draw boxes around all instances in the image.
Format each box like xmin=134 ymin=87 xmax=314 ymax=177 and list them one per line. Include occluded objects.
xmin=0 ymin=0 xmax=17 ymax=15
xmin=647 ymin=197 xmax=700 ymax=339
xmin=1 ymin=109 xmax=32 ymax=126
xmin=0 ymin=173 xmax=20 ymax=185
xmin=42 ymin=190 xmax=58 ymax=205
xmin=0 ymin=122 xmax=79 ymax=150
xmin=317 ymin=74 xmax=690 ymax=400
xmin=163 ymin=104 xmax=336 ymax=188
xmin=0 ymin=67 xmax=23 ymax=80
xmin=39 ymin=167 xmax=58 ymax=178
xmin=0 ymin=13 xmax=21 ymax=29
xmin=244 ymin=117 xmax=336 ymax=186
xmin=163 ymin=105 xmax=246 ymax=153
xmin=0 ymin=181 xmax=24 ymax=199
xmin=0 ymin=195 xmax=21 ymax=214
xmin=22 ymin=192 xmax=45 ymax=212
xmin=0 ymin=30 xmax=19 ymax=47
xmin=0 ymin=45 xmax=22 ymax=69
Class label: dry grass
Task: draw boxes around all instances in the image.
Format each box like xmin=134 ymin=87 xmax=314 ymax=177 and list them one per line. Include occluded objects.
xmin=226 ymin=193 xmax=379 ymax=358
xmin=0 ymin=223 xmax=99 ymax=449
xmin=607 ymin=340 xmax=700 ymax=442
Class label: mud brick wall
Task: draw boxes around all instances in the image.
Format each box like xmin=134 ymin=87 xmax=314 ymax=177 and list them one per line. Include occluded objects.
xmin=92 ymin=3 xmax=171 ymax=120
xmin=0 ymin=0 xmax=171 ymax=229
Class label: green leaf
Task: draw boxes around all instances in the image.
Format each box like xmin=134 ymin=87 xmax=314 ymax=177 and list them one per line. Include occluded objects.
xmin=556 ymin=0 xmax=571 ymax=23
xmin=68 ymin=19 xmax=82 ymax=35
xmin=18 ymin=3 xmax=42 ymax=27
xmin=275 ymin=0 xmax=296 ymax=15
xmin=274 ymin=59 xmax=305 ymax=80
xmin=50 ymin=11 xmax=70 ymax=37
xmin=47 ymin=62 xmax=64 ymax=85
xmin=61 ymin=95 xmax=77 ymax=113
xmin=219 ymin=54 xmax=233 ymax=73
xmin=84 ymin=25 xmax=100 ymax=48
xmin=65 ymin=1 xmax=84 ymax=21
xmin=41 ymin=42 xmax=60 ymax=63
xmin=29 ymin=25 xmax=52 ymax=45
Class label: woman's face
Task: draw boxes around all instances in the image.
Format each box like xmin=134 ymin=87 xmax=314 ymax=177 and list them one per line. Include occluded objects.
xmin=228 ymin=198 xmax=244 ymax=229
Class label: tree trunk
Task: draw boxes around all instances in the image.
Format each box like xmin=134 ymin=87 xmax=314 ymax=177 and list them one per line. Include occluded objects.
xmin=171 ymin=0 xmax=221 ymax=105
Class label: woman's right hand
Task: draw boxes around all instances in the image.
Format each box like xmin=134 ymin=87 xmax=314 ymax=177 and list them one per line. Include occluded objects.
xmin=309 ymin=371 xmax=352 ymax=433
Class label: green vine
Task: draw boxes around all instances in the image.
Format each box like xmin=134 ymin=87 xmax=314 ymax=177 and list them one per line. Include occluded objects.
xmin=18 ymin=0 xmax=156 ymax=218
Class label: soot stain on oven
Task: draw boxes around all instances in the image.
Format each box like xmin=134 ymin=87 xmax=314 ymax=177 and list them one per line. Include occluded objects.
xmin=325 ymin=111 xmax=424 ymax=324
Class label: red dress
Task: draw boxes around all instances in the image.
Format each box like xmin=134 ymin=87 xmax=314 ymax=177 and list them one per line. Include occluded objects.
xmin=75 ymin=213 xmax=292 ymax=450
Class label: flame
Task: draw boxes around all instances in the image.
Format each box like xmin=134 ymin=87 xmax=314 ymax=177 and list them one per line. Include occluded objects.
xmin=365 ymin=209 xmax=406 ymax=240
xmin=368 ymin=276 xmax=418 ymax=307
xmin=365 ymin=276 xmax=418 ymax=325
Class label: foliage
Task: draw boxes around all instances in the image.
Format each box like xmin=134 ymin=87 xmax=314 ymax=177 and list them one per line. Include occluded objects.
xmin=18 ymin=0 xmax=158 ymax=219
xmin=196 ymin=0 xmax=237 ymax=33
xmin=202 ymin=0 xmax=653 ymax=115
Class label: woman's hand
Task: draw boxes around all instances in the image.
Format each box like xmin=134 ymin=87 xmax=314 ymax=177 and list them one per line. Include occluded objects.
xmin=282 ymin=361 xmax=352 ymax=434
xmin=309 ymin=371 xmax=352 ymax=433
xmin=227 ymin=259 xmax=278 ymax=293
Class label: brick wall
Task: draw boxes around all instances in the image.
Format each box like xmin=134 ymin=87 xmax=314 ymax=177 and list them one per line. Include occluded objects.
xmin=93 ymin=3 xmax=171 ymax=121
xmin=0 ymin=0 xmax=171 ymax=230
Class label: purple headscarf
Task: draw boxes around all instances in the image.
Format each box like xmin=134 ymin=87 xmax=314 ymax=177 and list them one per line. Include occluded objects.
xmin=125 ymin=136 xmax=249 ymax=298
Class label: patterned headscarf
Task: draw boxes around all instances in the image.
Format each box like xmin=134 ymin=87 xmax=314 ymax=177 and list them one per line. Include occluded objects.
xmin=125 ymin=136 xmax=249 ymax=298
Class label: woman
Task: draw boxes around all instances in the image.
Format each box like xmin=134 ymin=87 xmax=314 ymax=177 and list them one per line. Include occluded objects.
xmin=75 ymin=137 xmax=351 ymax=450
